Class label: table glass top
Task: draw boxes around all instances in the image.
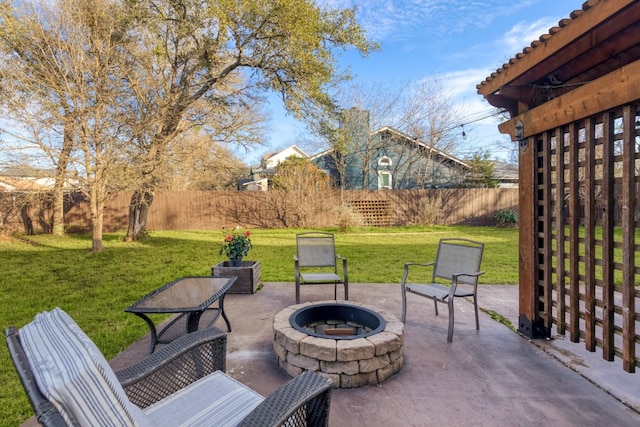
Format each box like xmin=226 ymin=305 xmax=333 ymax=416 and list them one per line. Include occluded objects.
xmin=126 ymin=276 xmax=235 ymax=312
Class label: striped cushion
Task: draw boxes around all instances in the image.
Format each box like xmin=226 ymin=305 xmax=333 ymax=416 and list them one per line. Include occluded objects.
xmin=144 ymin=371 xmax=264 ymax=427
xmin=20 ymin=307 xmax=150 ymax=426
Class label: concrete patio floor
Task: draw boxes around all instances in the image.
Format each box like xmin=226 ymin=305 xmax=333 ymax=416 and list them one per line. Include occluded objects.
xmin=105 ymin=283 xmax=640 ymax=426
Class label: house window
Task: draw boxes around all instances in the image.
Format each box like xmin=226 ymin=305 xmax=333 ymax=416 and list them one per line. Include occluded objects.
xmin=378 ymin=171 xmax=392 ymax=190
xmin=378 ymin=156 xmax=392 ymax=167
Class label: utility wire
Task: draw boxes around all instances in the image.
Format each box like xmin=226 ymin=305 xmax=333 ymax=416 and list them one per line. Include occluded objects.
xmin=414 ymin=108 xmax=507 ymax=141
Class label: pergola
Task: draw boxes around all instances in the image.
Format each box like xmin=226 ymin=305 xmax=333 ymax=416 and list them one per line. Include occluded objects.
xmin=477 ymin=0 xmax=640 ymax=372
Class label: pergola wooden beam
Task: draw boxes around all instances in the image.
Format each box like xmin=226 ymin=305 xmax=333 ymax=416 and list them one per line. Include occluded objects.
xmin=497 ymin=58 xmax=640 ymax=140
xmin=477 ymin=0 xmax=638 ymax=99
xmin=477 ymin=0 xmax=640 ymax=120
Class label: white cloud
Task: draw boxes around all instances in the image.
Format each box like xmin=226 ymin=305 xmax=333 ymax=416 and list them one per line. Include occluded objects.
xmin=444 ymin=13 xmax=565 ymax=78
xmin=435 ymin=69 xmax=488 ymax=98
xmin=320 ymin=0 xmax=546 ymax=42
xmin=501 ymin=17 xmax=560 ymax=53
xmin=428 ymin=68 xmax=499 ymax=120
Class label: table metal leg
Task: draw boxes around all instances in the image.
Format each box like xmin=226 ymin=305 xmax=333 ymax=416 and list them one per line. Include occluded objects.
xmin=219 ymin=294 xmax=232 ymax=332
xmin=187 ymin=312 xmax=203 ymax=333
xmin=134 ymin=312 xmax=158 ymax=355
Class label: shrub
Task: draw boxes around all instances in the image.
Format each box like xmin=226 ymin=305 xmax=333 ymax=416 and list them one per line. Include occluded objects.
xmin=494 ymin=209 xmax=518 ymax=228
xmin=335 ymin=203 xmax=364 ymax=232
xmin=413 ymin=195 xmax=444 ymax=226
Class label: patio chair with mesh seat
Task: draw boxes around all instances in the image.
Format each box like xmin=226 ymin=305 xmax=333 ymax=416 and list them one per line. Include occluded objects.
xmin=400 ymin=238 xmax=485 ymax=343
xmin=6 ymin=307 xmax=332 ymax=427
xmin=294 ymin=232 xmax=348 ymax=304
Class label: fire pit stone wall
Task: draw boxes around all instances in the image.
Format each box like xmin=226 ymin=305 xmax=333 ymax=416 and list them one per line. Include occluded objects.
xmin=273 ymin=301 xmax=404 ymax=388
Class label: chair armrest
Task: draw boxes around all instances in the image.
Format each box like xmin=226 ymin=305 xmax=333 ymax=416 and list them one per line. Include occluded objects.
xmin=115 ymin=327 xmax=227 ymax=408
xmin=451 ymin=271 xmax=486 ymax=287
xmin=6 ymin=327 xmax=69 ymax=427
xmin=238 ymin=371 xmax=332 ymax=427
xmin=402 ymin=261 xmax=435 ymax=276
xmin=449 ymin=271 xmax=486 ymax=296
xmin=404 ymin=261 xmax=435 ymax=268
xmin=453 ymin=271 xmax=485 ymax=279
xmin=336 ymin=254 xmax=348 ymax=277
xmin=401 ymin=262 xmax=435 ymax=288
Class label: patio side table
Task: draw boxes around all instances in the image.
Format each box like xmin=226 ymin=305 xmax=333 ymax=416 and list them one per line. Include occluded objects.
xmin=125 ymin=276 xmax=236 ymax=354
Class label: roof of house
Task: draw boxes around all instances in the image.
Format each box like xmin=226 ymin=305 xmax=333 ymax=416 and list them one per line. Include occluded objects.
xmin=0 ymin=166 xmax=56 ymax=178
xmin=0 ymin=176 xmax=53 ymax=192
xmin=261 ymin=145 xmax=309 ymax=168
xmin=373 ymin=126 xmax=469 ymax=169
xmin=492 ymin=161 xmax=518 ymax=182
xmin=477 ymin=0 xmax=640 ymax=140
xmin=0 ymin=167 xmax=80 ymax=192
xmin=309 ymin=125 xmax=469 ymax=170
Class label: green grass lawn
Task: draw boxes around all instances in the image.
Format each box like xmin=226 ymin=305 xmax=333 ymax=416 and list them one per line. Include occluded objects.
xmin=0 ymin=225 xmax=518 ymax=425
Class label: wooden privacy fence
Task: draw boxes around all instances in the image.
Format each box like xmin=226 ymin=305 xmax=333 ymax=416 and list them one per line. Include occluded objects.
xmin=58 ymin=188 xmax=519 ymax=232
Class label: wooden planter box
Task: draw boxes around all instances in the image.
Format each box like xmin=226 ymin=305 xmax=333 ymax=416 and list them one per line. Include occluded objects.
xmin=211 ymin=260 xmax=261 ymax=294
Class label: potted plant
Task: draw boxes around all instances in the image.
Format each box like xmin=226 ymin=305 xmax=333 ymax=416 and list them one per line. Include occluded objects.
xmin=213 ymin=227 xmax=261 ymax=294
xmin=219 ymin=228 xmax=252 ymax=266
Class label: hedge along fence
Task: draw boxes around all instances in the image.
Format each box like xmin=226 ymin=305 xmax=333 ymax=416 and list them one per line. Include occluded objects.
xmin=3 ymin=188 xmax=519 ymax=234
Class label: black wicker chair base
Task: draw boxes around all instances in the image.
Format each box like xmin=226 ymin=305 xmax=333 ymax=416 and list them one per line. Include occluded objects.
xmin=7 ymin=321 xmax=331 ymax=426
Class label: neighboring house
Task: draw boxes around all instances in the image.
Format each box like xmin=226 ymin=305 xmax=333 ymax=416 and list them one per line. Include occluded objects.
xmin=0 ymin=167 xmax=57 ymax=192
xmin=242 ymin=145 xmax=310 ymax=191
xmin=492 ymin=162 xmax=519 ymax=188
xmin=242 ymin=110 xmax=519 ymax=191
xmin=311 ymin=109 xmax=470 ymax=190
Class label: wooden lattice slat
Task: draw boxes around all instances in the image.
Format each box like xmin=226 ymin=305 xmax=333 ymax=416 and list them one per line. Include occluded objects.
xmin=348 ymin=200 xmax=393 ymax=227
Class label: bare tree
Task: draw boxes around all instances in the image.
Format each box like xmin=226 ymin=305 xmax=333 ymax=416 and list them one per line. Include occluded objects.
xmin=0 ymin=0 xmax=136 ymax=251
xmin=0 ymin=0 xmax=82 ymax=236
xmin=162 ymin=129 xmax=249 ymax=191
xmin=269 ymin=156 xmax=331 ymax=227
xmin=315 ymin=78 xmax=467 ymax=190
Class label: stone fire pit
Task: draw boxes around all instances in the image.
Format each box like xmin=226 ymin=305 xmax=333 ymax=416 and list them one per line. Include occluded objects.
xmin=273 ymin=301 xmax=404 ymax=388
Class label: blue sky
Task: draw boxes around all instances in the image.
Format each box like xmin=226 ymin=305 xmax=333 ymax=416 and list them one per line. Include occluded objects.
xmin=245 ymin=0 xmax=585 ymax=165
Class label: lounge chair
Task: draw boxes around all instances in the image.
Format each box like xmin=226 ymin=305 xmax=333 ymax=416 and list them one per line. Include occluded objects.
xmin=6 ymin=308 xmax=332 ymax=426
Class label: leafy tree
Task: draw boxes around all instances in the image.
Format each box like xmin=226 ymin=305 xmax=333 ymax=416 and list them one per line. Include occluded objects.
xmin=465 ymin=151 xmax=499 ymax=188
xmin=1 ymin=0 xmax=376 ymax=249
xmin=122 ymin=0 xmax=378 ymax=240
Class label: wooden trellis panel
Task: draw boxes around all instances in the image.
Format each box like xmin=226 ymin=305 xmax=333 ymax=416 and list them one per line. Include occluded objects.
xmin=348 ymin=199 xmax=393 ymax=226
xmin=534 ymin=103 xmax=640 ymax=372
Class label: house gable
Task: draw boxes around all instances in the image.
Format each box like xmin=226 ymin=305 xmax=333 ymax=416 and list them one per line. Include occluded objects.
xmin=310 ymin=121 xmax=470 ymax=190
xmin=244 ymin=145 xmax=311 ymax=191
xmin=262 ymin=145 xmax=309 ymax=169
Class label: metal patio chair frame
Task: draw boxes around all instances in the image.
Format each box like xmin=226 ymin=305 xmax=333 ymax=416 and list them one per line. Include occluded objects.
xmin=294 ymin=232 xmax=348 ymax=304
xmin=400 ymin=238 xmax=485 ymax=343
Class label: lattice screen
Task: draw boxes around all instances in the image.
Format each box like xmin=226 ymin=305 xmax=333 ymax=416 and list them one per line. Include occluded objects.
xmin=535 ymin=102 xmax=640 ymax=372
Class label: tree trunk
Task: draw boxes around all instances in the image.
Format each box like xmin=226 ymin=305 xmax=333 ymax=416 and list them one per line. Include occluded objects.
xmin=90 ymin=191 xmax=104 ymax=253
xmin=125 ymin=189 xmax=154 ymax=241
xmin=51 ymin=126 xmax=74 ymax=235
xmin=51 ymin=188 xmax=65 ymax=235
xmin=91 ymin=214 xmax=104 ymax=253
